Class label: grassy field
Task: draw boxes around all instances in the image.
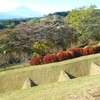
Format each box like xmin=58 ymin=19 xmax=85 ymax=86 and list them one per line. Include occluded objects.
xmin=0 ymin=53 xmax=100 ymax=100
xmin=0 ymin=61 xmax=30 ymax=72
xmin=0 ymin=53 xmax=100 ymax=93
xmin=0 ymin=74 xmax=100 ymax=100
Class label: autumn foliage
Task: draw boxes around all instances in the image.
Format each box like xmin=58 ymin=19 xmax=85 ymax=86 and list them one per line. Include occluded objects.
xmin=94 ymin=46 xmax=100 ymax=53
xmin=30 ymin=56 xmax=43 ymax=65
xmin=30 ymin=46 xmax=100 ymax=65
xmin=57 ymin=51 xmax=72 ymax=61
xmin=84 ymin=46 xmax=95 ymax=54
xmin=43 ymin=54 xmax=57 ymax=64
xmin=67 ymin=48 xmax=83 ymax=57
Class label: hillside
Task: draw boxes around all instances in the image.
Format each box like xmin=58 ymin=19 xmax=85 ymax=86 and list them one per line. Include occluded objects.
xmin=0 ymin=54 xmax=100 ymax=100
xmin=0 ymin=6 xmax=100 ymax=70
xmin=0 ymin=12 xmax=73 ymax=67
xmin=0 ymin=53 xmax=99 ymax=93
xmin=0 ymin=2 xmax=100 ymax=100
xmin=1 ymin=74 xmax=100 ymax=100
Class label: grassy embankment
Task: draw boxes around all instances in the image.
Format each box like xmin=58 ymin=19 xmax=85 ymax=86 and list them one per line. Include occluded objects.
xmin=0 ymin=54 xmax=100 ymax=100
xmin=0 ymin=73 xmax=100 ymax=100
xmin=0 ymin=53 xmax=100 ymax=94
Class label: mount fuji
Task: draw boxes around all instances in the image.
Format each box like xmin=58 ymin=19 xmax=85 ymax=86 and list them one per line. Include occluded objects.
xmin=0 ymin=6 xmax=43 ymax=19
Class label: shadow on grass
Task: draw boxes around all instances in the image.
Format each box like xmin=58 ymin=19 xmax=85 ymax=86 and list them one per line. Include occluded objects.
xmin=66 ymin=72 xmax=76 ymax=79
xmin=0 ymin=63 xmax=30 ymax=72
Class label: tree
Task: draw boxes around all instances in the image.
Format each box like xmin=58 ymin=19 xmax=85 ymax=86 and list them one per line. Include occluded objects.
xmin=40 ymin=25 xmax=75 ymax=51
xmin=32 ymin=41 xmax=50 ymax=56
xmin=65 ymin=5 xmax=100 ymax=45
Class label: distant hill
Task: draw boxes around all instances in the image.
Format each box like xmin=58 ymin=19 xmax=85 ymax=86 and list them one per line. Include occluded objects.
xmin=0 ymin=6 xmax=43 ymax=19
xmin=48 ymin=11 xmax=70 ymax=17
xmin=0 ymin=12 xmax=21 ymax=19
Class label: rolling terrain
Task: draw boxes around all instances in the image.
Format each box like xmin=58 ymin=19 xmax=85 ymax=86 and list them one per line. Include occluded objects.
xmin=0 ymin=6 xmax=100 ymax=100
xmin=0 ymin=53 xmax=100 ymax=100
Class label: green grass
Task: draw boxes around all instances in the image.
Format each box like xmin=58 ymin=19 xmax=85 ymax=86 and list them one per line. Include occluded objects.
xmin=0 ymin=53 xmax=100 ymax=94
xmin=0 ymin=61 xmax=30 ymax=72
xmin=0 ymin=74 xmax=100 ymax=100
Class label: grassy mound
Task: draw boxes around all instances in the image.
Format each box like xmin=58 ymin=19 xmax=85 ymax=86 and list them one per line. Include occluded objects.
xmin=58 ymin=70 xmax=70 ymax=82
xmin=0 ymin=53 xmax=100 ymax=93
xmin=89 ymin=61 xmax=100 ymax=75
xmin=22 ymin=78 xmax=37 ymax=89
xmin=1 ymin=74 xmax=100 ymax=100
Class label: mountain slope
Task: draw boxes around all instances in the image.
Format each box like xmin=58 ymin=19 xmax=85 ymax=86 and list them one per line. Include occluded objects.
xmin=0 ymin=6 xmax=43 ymax=19
xmin=8 ymin=6 xmax=43 ymax=17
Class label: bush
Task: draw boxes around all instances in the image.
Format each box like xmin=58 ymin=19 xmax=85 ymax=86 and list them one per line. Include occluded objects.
xmin=66 ymin=51 xmax=72 ymax=59
xmin=94 ymin=46 xmax=100 ymax=53
xmin=30 ymin=56 xmax=43 ymax=65
xmin=57 ymin=51 xmax=71 ymax=61
xmin=37 ymin=56 xmax=43 ymax=63
xmin=78 ymin=48 xmax=84 ymax=56
xmin=81 ymin=48 xmax=88 ymax=56
xmin=67 ymin=48 xmax=83 ymax=58
xmin=84 ymin=46 xmax=95 ymax=55
xmin=57 ymin=51 xmax=67 ymax=61
xmin=43 ymin=54 xmax=57 ymax=64
xmin=30 ymin=45 xmax=100 ymax=65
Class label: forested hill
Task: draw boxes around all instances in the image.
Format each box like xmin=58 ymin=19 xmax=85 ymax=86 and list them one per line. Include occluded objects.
xmin=0 ymin=18 xmax=35 ymax=29
xmin=48 ymin=11 xmax=70 ymax=17
xmin=0 ymin=6 xmax=100 ymax=66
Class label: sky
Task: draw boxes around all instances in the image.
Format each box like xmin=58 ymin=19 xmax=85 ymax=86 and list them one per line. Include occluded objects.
xmin=0 ymin=0 xmax=100 ymax=14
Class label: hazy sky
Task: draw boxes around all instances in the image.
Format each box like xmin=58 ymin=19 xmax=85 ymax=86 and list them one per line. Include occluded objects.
xmin=0 ymin=0 xmax=100 ymax=14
